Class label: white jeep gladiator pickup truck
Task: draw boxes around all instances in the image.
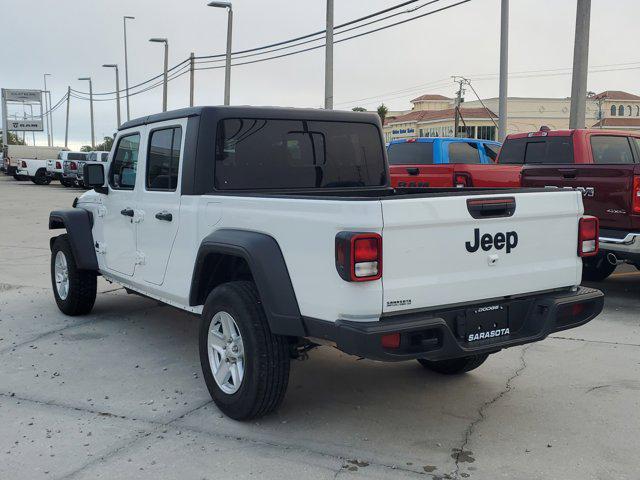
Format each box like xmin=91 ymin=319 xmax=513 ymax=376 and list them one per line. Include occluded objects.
xmin=48 ymin=106 xmax=604 ymax=420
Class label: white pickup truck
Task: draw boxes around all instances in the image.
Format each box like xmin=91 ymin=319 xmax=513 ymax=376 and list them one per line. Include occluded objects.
xmin=7 ymin=145 xmax=67 ymax=183
xmin=47 ymin=151 xmax=89 ymax=186
xmin=48 ymin=106 xmax=604 ymax=420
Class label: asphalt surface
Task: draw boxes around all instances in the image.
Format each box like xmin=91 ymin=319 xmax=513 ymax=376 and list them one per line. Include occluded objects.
xmin=0 ymin=174 xmax=639 ymax=480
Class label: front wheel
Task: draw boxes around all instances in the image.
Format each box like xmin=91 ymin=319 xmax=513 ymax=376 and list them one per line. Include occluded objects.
xmin=582 ymin=255 xmax=616 ymax=282
xmin=199 ymin=281 xmax=290 ymax=420
xmin=417 ymin=354 xmax=489 ymax=375
xmin=51 ymin=234 xmax=97 ymax=315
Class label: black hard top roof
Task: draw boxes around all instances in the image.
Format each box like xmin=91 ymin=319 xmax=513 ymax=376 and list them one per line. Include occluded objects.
xmin=118 ymin=105 xmax=381 ymax=130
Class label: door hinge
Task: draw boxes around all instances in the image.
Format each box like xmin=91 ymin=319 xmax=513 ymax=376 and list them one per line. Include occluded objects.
xmin=94 ymin=241 xmax=106 ymax=255
xmin=97 ymin=206 xmax=107 ymax=217
xmin=135 ymin=251 xmax=146 ymax=265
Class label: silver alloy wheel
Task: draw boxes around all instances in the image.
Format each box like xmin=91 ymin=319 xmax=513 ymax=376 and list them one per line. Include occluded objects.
xmin=54 ymin=251 xmax=69 ymax=300
xmin=207 ymin=311 xmax=245 ymax=394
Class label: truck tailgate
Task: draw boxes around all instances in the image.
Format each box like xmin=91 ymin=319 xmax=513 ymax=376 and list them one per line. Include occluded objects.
xmin=521 ymin=164 xmax=639 ymax=230
xmin=381 ymin=190 xmax=582 ymax=313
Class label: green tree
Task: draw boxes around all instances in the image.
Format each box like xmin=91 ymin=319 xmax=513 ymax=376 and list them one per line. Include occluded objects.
xmin=352 ymin=106 xmax=367 ymax=112
xmin=81 ymin=136 xmax=114 ymax=153
xmin=0 ymin=131 xmax=27 ymax=149
xmin=377 ymin=103 xmax=388 ymax=124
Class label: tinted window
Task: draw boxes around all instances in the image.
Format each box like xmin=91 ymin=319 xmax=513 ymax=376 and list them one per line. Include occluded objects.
xmin=500 ymin=137 xmax=573 ymax=164
xmin=101 ymin=153 xmax=109 ymax=162
xmin=147 ymin=127 xmax=182 ymax=190
xmin=214 ymin=119 xmax=386 ymax=190
xmin=68 ymin=153 xmax=87 ymax=161
xmin=484 ymin=143 xmax=499 ymax=162
xmin=590 ymin=136 xmax=635 ymax=164
xmin=88 ymin=153 xmax=97 ymax=162
xmin=109 ymin=133 xmax=140 ymax=190
xmin=387 ymin=142 xmax=434 ymax=165
xmin=448 ymin=142 xmax=480 ymax=164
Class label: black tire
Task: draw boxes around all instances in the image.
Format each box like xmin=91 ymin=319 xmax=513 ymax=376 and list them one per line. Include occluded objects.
xmin=50 ymin=234 xmax=97 ymax=316
xmin=417 ymin=354 xmax=490 ymax=375
xmin=199 ymin=281 xmax=290 ymax=420
xmin=60 ymin=178 xmax=73 ymax=187
xmin=582 ymin=255 xmax=616 ymax=282
xmin=33 ymin=169 xmax=52 ymax=185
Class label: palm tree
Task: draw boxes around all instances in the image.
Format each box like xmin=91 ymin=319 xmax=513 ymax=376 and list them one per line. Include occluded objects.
xmin=377 ymin=103 xmax=388 ymax=124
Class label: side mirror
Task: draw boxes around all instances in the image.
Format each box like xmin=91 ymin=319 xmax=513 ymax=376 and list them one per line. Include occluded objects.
xmin=84 ymin=163 xmax=108 ymax=194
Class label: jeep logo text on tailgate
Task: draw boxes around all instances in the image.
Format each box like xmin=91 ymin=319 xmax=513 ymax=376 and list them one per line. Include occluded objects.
xmin=465 ymin=228 xmax=518 ymax=254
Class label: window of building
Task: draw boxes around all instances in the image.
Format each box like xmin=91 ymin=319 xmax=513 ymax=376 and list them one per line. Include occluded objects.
xmin=477 ymin=126 xmax=496 ymax=141
xmin=627 ymin=105 xmax=633 ymax=116
xmin=109 ymin=133 xmax=140 ymax=190
xmin=146 ymin=126 xmax=182 ymax=191
xmin=448 ymin=142 xmax=481 ymax=163
xmin=456 ymin=126 xmax=476 ymax=139
xmin=636 ymin=106 xmax=640 ymax=117
xmin=590 ymin=136 xmax=635 ymax=164
xmin=618 ymin=105 xmax=625 ymax=116
xmin=611 ymin=105 xmax=617 ymax=116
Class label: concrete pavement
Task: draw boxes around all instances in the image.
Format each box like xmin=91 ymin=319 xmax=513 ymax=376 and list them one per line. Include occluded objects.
xmin=1 ymin=174 xmax=638 ymax=479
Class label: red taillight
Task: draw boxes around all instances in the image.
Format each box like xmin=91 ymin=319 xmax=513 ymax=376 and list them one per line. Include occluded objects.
xmin=632 ymin=176 xmax=640 ymax=214
xmin=70 ymin=161 xmax=77 ymax=170
xmin=56 ymin=161 xmax=61 ymax=169
xmin=335 ymin=232 xmax=382 ymax=282
xmin=21 ymin=161 xmax=27 ymax=168
xmin=454 ymin=172 xmax=471 ymax=188
xmin=406 ymin=138 xmax=417 ymax=143
xmin=578 ymin=216 xmax=599 ymax=257
xmin=381 ymin=333 xmax=401 ymax=349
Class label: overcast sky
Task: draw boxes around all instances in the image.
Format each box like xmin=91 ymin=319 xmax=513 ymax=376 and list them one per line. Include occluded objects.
xmin=1 ymin=0 xmax=638 ymax=150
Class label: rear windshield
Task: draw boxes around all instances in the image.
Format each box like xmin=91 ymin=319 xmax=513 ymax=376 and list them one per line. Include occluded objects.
xmin=68 ymin=153 xmax=87 ymax=161
xmin=387 ymin=142 xmax=434 ymax=165
xmin=448 ymin=142 xmax=481 ymax=164
xmin=214 ymin=118 xmax=386 ymax=190
xmin=499 ymin=136 xmax=573 ymax=164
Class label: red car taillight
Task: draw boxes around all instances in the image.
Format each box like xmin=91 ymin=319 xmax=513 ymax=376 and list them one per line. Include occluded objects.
xmin=335 ymin=232 xmax=382 ymax=282
xmin=578 ymin=216 xmax=599 ymax=257
xmin=70 ymin=161 xmax=77 ymax=170
xmin=632 ymin=176 xmax=640 ymax=214
xmin=454 ymin=172 xmax=472 ymax=188
xmin=21 ymin=160 xmax=27 ymax=168
xmin=56 ymin=161 xmax=61 ymax=169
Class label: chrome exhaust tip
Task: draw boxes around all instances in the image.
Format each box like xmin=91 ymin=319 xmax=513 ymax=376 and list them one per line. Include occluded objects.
xmin=607 ymin=253 xmax=624 ymax=266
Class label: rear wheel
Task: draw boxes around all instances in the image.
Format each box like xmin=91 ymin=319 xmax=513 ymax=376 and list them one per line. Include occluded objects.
xmin=582 ymin=255 xmax=616 ymax=282
xmin=32 ymin=169 xmax=51 ymax=185
xmin=199 ymin=281 xmax=290 ymax=420
xmin=417 ymin=354 xmax=489 ymax=375
xmin=50 ymin=234 xmax=97 ymax=315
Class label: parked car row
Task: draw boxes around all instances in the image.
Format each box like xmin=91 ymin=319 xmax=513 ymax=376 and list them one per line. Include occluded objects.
xmin=2 ymin=146 xmax=109 ymax=188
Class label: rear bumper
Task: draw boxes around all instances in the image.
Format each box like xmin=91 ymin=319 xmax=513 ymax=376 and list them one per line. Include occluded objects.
xmin=6 ymin=166 xmax=17 ymax=175
xmin=304 ymin=287 xmax=603 ymax=362
xmin=600 ymin=231 xmax=640 ymax=263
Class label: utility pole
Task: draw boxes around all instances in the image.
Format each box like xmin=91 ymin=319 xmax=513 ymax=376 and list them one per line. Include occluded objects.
xmin=79 ymin=77 xmax=95 ymax=148
xmin=65 ymin=87 xmax=71 ymax=148
xmin=324 ymin=0 xmax=334 ymax=110
xmin=569 ymin=0 xmax=591 ymax=129
xmin=123 ymin=16 xmax=135 ymax=121
xmin=43 ymin=74 xmax=51 ymax=146
xmin=189 ymin=52 xmax=195 ymax=107
xmin=498 ymin=0 xmax=509 ymax=141
xmin=48 ymin=90 xmax=54 ymax=145
xmin=103 ymin=64 xmax=121 ymax=127
xmin=453 ymin=77 xmax=465 ymax=137
xmin=207 ymin=2 xmax=233 ymax=105
xmin=29 ymin=105 xmax=35 ymax=145
xmin=149 ymin=38 xmax=169 ymax=112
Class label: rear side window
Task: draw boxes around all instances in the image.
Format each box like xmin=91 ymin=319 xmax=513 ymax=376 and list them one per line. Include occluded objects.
xmin=101 ymin=152 xmax=109 ymax=162
xmin=448 ymin=142 xmax=480 ymax=164
xmin=483 ymin=143 xmax=499 ymax=162
xmin=109 ymin=133 xmax=140 ymax=190
xmin=147 ymin=127 xmax=182 ymax=191
xmin=387 ymin=142 xmax=434 ymax=165
xmin=214 ymin=118 xmax=386 ymax=190
xmin=68 ymin=153 xmax=86 ymax=161
xmin=500 ymin=137 xmax=573 ymax=164
xmin=590 ymin=136 xmax=635 ymax=164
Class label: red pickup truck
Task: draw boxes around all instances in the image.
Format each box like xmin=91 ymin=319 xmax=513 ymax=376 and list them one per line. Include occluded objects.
xmin=501 ymin=129 xmax=640 ymax=280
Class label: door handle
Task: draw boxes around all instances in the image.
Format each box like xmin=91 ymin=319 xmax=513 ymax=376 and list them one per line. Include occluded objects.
xmin=120 ymin=208 xmax=134 ymax=217
xmin=155 ymin=211 xmax=173 ymax=222
xmin=406 ymin=167 xmax=419 ymax=176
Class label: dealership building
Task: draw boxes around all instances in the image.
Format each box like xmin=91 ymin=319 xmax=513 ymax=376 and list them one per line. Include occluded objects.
xmin=383 ymin=91 xmax=640 ymax=143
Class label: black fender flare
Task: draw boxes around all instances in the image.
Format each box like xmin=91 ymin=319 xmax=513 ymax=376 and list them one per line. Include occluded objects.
xmin=49 ymin=209 xmax=98 ymax=271
xmin=190 ymin=229 xmax=305 ymax=337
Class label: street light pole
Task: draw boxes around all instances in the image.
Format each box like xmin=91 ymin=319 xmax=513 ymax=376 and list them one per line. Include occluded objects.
xmin=149 ymin=38 xmax=169 ymax=112
xmin=498 ymin=0 xmax=509 ymax=141
xmin=569 ymin=0 xmax=591 ymax=129
xmin=43 ymin=74 xmax=51 ymax=146
xmin=123 ymin=16 xmax=135 ymax=121
xmin=65 ymin=86 xmax=70 ymax=148
xmin=103 ymin=64 xmax=121 ymax=127
xmin=325 ymin=0 xmax=334 ymax=110
xmin=207 ymin=2 xmax=233 ymax=105
xmin=78 ymin=77 xmax=95 ymax=149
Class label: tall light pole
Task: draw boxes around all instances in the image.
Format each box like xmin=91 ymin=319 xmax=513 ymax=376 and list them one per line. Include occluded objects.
xmin=149 ymin=38 xmax=169 ymax=112
xmin=43 ymin=73 xmax=52 ymax=146
xmin=207 ymin=1 xmax=233 ymax=105
xmin=123 ymin=16 xmax=135 ymax=121
xmin=78 ymin=77 xmax=95 ymax=149
xmin=498 ymin=0 xmax=509 ymax=141
xmin=569 ymin=0 xmax=591 ymax=129
xmin=324 ymin=0 xmax=334 ymax=110
xmin=103 ymin=64 xmax=121 ymax=127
